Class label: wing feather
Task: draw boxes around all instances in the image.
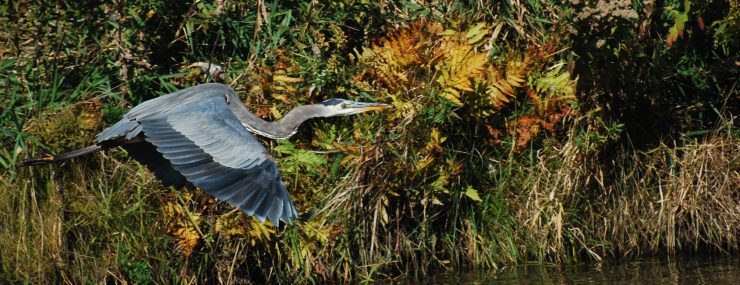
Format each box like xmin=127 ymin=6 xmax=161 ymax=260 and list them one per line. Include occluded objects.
xmin=96 ymin=83 xmax=299 ymax=226
xmin=136 ymin=90 xmax=296 ymax=226
xmin=121 ymin=141 xmax=193 ymax=189
xmin=210 ymin=177 xmax=253 ymax=198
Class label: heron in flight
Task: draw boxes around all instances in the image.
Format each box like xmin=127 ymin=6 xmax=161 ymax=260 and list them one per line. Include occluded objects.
xmin=22 ymin=83 xmax=392 ymax=226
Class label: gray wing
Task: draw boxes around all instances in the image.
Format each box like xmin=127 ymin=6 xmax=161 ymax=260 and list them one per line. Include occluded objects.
xmin=121 ymin=141 xmax=192 ymax=189
xmin=97 ymin=84 xmax=298 ymax=226
xmin=96 ymin=83 xmax=231 ymax=143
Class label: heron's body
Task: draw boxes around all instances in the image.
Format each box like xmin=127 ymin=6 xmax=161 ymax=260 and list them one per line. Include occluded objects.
xmin=24 ymin=83 xmax=391 ymax=226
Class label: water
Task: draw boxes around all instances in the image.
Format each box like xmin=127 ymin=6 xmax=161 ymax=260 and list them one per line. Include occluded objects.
xmin=412 ymin=257 xmax=740 ymax=284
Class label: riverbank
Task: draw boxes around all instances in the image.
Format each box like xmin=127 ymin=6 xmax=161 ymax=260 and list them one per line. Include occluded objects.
xmin=409 ymin=256 xmax=740 ymax=284
xmin=1 ymin=1 xmax=737 ymax=283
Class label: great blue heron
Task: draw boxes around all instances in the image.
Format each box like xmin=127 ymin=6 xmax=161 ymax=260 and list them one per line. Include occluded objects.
xmin=22 ymin=83 xmax=392 ymax=226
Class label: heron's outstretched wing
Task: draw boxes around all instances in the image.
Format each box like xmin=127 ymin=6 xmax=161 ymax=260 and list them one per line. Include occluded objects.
xmin=121 ymin=141 xmax=192 ymax=189
xmin=135 ymin=94 xmax=298 ymax=226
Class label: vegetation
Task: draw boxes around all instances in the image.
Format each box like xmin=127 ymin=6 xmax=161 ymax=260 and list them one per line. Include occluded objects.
xmin=1 ymin=0 xmax=737 ymax=283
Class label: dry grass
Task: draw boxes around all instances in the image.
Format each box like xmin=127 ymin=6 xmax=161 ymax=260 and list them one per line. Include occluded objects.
xmin=509 ymin=118 xmax=739 ymax=261
xmin=271 ymin=115 xmax=739 ymax=280
xmin=600 ymin=132 xmax=739 ymax=255
xmin=0 ymin=171 xmax=64 ymax=281
xmin=2 ymin=116 xmax=737 ymax=283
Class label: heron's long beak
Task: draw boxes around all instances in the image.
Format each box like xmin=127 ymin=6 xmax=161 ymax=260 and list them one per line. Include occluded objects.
xmin=348 ymin=102 xmax=394 ymax=112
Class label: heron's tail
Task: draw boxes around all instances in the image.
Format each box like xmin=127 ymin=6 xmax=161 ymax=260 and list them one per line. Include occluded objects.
xmin=19 ymin=145 xmax=103 ymax=166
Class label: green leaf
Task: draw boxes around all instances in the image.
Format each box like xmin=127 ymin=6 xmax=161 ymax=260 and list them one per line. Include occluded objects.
xmin=665 ymin=0 xmax=691 ymax=47
xmin=0 ymin=57 xmax=18 ymax=71
xmin=466 ymin=22 xmax=487 ymax=44
xmin=438 ymin=29 xmax=457 ymax=36
xmin=274 ymin=141 xmax=327 ymax=174
xmin=464 ymin=186 xmax=482 ymax=202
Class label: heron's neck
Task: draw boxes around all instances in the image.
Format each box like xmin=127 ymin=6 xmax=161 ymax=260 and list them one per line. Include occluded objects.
xmin=236 ymin=104 xmax=324 ymax=139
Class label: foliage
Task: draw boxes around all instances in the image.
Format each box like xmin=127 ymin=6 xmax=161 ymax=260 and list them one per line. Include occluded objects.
xmin=569 ymin=0 xmax=737 ymax=147
xmin=162 ymin=193 xmax=203 ymax=257
xmin=0 ymin=0 xmax=737 ymax=284
xmin=274 ymin=140 xmax=327 ymax=174
xmin=665 ymin=0 xmax=691 ymax=47
xmin=353 ymin=20 xmax=575 ymax=115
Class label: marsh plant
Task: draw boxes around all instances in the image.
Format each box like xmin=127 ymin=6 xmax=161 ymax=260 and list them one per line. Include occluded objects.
xmin=0 ymin=0 xmax=737 ymax=283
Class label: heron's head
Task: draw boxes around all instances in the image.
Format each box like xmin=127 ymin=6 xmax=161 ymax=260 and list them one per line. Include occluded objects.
xmin=319 ymin=98 xmax=393 ymax=117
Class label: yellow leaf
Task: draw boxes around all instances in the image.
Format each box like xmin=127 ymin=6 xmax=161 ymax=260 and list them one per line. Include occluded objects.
xmin=430 ymin=128 xmax=447 ymax=144
xmin=270 ymin=106 xmax=283 ymax=119
xmin=392 ymin=70 xmax=409 ymax=82
xmin=448 ymin=78 xmax=474 ymax=92
xmin=162 ymin=201 xmax=202 ymax=257
xmin=439 ymin=88 xmax=463 ymax=106
xmin=340 ymin=153 xmax=357 ymax=165
xmin=271 ymin=93 xmax=293 ymax=104
xmin=506 ymin=74 xmax=525 ymax=87
xmin=435 ymin=43 xmax=488 ymax=106
xmin=146 ymin=9 xmax=156 ymax=20
xmin=432 ymin=197 xmax=443 ymax=205
xmin=416 ymin=156 xmax=435 ymax=170
xmin=464 ymin=186 xmax=483 ymax=202
xmin=273 ymin=75 xmax=303 ymax=83
xmin=272 ymin=84 xmax=297 ymax=93
xmin=487 ymin=86 xmax=509 ymax=105
xmin=380 ymin=206 xmax=389 ymax=224
xmin=248 ymin=218 xmax=275 ymax=242
xmin=493 ymin=80 xmax=514 ymax=96
xmin=438 ymin=29 xmax=458 ymax=36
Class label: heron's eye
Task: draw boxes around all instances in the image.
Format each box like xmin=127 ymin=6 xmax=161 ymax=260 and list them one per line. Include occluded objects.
xmin=340 ymin=103 xmax=347 ymax=109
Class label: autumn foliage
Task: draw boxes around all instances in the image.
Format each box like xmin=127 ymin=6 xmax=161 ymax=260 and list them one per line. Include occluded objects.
xmin=1 ymin=0 xmax=737 ymax=284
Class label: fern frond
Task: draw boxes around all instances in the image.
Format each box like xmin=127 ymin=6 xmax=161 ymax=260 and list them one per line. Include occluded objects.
xmin=485 ymin=57 xmax=531 ymax=109
xmin=162 ymin=199 xmax=202 ymax=257
xmin=531 ymin=63 xmax=576 ymax=114
xmin=434 ymin=43 xmax=488 ymax=106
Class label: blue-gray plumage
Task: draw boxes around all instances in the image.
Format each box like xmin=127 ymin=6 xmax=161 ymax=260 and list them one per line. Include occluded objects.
xmin=23 ymin=83 xmax=391 ymax=227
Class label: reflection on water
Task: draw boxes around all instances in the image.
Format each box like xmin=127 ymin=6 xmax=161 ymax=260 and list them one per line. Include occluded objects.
xmin=412 ymin=257 xmax=740 ymax=284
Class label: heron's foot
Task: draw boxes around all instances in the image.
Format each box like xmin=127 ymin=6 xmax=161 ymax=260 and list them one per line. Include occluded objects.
xmin=299 ymin=208 xmax=318 ymax=223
